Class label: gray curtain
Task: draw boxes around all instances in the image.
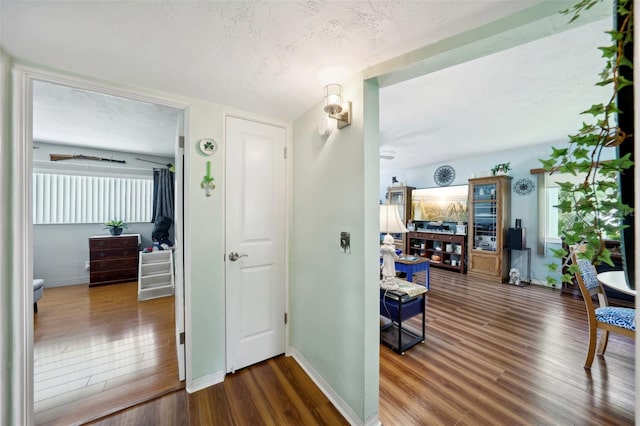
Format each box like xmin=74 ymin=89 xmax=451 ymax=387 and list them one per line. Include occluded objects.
xmin=152 ymin=168 xmax=174 ymax=222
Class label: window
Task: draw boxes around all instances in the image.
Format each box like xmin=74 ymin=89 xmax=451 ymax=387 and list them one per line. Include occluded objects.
xmin=33 ymin=173 xmax=153 ymax=225
xmin=538 ymin=171 xmax=620 ymax=254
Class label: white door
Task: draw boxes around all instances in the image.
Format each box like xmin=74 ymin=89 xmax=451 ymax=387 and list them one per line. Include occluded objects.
xmin=173 ymin=136 xmax=186 ymax=381
xmin=225 ymin=116 xmax=286 ymax=373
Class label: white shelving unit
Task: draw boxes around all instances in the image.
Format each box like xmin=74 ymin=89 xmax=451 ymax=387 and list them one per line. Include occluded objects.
xmin=138 ymin=250 xmax=174 ymax=301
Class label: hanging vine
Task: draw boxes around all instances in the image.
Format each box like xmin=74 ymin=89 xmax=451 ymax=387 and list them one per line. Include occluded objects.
xmin=541 ymin=0 xmax=634 ymax=286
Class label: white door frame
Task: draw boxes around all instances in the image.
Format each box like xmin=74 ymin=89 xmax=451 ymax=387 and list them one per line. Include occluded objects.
xmin=223 ymin=115 xmax=288 ymax=373
xmin=10 ymin=64 xmax=190 ymax=423
xmin=223 ymin=113 xmax=291 ymax=373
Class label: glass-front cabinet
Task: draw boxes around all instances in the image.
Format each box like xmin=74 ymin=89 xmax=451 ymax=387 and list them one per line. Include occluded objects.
xmin=471 ymin=182 xmax=498 ymax=251
xmin=384 ymin=186 xmax=414 ymax=253
xmin=467 ymin=176 xmax=511 ymax=282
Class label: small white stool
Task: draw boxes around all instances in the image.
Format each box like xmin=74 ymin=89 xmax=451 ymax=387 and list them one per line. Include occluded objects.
xmin=33 ymin=279 xmax=44 ymax=313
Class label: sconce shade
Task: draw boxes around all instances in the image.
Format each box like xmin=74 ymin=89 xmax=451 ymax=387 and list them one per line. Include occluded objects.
xmin=380 ymin=204 xmax=408 ymax=234
xmin=324 ymin=84 xmax=343 ymax=115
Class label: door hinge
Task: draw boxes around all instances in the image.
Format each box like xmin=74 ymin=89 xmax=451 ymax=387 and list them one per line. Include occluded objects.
xmin=284 ymin=313 xmax=288 ymax=324
xmin=284 ymin=147 xmax=287 ymax=159
xmin=179 ymin=332 xmax=185 ymax=345
xmin=179 ymin=136 xmax=185 ymax=148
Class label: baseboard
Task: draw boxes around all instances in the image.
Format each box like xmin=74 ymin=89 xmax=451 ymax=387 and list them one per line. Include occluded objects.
xmin=529 ymin=278 xmax=547 ymax=286
xmin=43 ymin=279 xmax=87 ymax=288
xmin=288 ymin=347 xmax=379 ymax=426
xmin=186 ymin=370 xmax=224 ymax=394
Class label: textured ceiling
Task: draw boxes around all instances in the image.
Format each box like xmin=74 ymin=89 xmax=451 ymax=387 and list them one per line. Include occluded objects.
xmin=33 ymin=81 xmax=182 ymax=157
xmin=1 ymin=1 xmax=613 ymax=167
xmin=2 ymin=1 xmax=537 ymax=121
xmin=379 ymin=18 xmax=612 ymax=170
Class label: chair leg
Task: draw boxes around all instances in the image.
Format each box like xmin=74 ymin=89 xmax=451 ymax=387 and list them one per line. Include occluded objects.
xmin=584 ymin=324 xmax=597 ymax=369
xmin=597 ymin=330 xmax=609 ymax=355
xmin=34 ymin=302 xmax=38 ymax=314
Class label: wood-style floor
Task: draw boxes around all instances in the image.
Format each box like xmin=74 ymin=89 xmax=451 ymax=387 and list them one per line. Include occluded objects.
xmin=34 ymin=282 xmax=183 ymax=426
xmin=380 ymin=269 xmax=635 ymax=425
xmin=47 ymin=269 xmax=635 ymax=425
xmin=87 ymin=355 xmax=349 ymax=426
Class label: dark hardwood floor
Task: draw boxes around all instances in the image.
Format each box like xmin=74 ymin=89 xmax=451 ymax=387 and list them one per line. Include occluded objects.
xmin=34 ymin=282 xmax=183 ymax=425
xmin=384 ymin=268 xmax=635 ymax=425
xmin=87 ymin=355 xmax=348 ymax=426
xmin=52 ymin=269 xmax=635 ymax=425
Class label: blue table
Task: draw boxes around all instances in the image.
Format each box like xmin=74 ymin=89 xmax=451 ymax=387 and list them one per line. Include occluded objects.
xmin=380 ymin=278 xmax=428 ymax=354
xmin=395 ymin=257 xmax=430 ymax=288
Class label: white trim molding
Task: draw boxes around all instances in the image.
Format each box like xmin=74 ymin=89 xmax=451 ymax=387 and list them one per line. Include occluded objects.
xmin=11 ymin=59 xmax=35 ymax=426
xmin=186 ymin=370 xmax=225 ymax=394
xmin=289 ymin=347 xmax=377 ymax=426
xmin=9 ymin=62 xmax=190 ymax=425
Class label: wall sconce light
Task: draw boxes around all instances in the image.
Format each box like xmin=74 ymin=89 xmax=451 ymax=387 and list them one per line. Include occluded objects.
xmin=323 ymin=84 xmax=351 ymax=129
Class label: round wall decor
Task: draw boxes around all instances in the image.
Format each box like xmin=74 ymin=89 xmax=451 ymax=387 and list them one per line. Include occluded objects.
xmin=434 ymin=165 xmax=455 ymax=186
xmin=198 ymin=138 xmax=218 ymax=156
xmin=513 ymin=178 xmax=536 ymax=195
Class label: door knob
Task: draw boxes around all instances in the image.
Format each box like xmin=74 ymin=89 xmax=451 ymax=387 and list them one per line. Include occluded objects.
xmin=228 ymin=252 xmax=249 ymax=261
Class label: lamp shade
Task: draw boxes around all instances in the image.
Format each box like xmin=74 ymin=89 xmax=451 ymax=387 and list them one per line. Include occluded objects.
xmin=324 ymin=84 xmax=343 ymax=115
xmin=380 ymin=204 xmax=408 ymax=234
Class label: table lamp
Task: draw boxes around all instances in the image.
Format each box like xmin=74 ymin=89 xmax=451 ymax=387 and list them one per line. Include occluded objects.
xmin=380 ymin=204 xmax=408 ymax=286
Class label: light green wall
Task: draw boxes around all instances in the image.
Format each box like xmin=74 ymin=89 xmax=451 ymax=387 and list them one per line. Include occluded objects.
xmin=0 ymin=58 xmax=241 ymax=421
xmin=290 ymin=75 xmax=379 ymax=422
xmin=361 ymin=78 xmax=381 ymax=422
xmin=183 ymin=101 xmax=226 ymax=379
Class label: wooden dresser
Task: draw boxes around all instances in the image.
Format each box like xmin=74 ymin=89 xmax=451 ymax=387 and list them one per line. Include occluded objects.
xmin=89 ymin=234 xmax=140 ymax=287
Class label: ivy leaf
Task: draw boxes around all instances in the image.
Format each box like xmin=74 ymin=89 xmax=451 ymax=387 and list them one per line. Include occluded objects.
xmin=618 ymin=153 xmax=634 ymax=168
xmin=618 ymin=56 xmax=633 ymax=69
xmin=605 ymin=30 xmax=625 ymax=41
xmin=539 ymin=158 xmax=557 ymax=170
xmin=556 ymin=199 xmax=574 ymax=213
xmin=581 ymin=103 xmax=605 ymax=116
xmin=549 ymin=248 xmax=566 ymax=258
xmin=598 ymin=45 xmax=617 ymax=58
xmin=551 ymin=146 xmax=569 ymax=157
xmin=597 ymin=249 xmax=614 ymax=267
xmin=618 ymin=76 xmax=633 ymax=90
xmin=573 ymin=147 xmax=589 ymax=159
xmin=561 ymin=274 xmax=574 ymax=284
xmin=595 ymin=79 xmax=614 ymax=87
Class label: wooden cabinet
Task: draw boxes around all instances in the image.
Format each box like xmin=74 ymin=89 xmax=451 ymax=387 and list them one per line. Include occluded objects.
xmin=89 ymin=234 xmax=139 ymax=286
xmin=138 ymin=250 xmax=174 ymax=301
xmin=384 ymin=186 xmax=414 ymax=253
xmin=467 ymin=176 xmax=511 ymax=283
xmin=407 ymin=231 xmax=466 ymax=273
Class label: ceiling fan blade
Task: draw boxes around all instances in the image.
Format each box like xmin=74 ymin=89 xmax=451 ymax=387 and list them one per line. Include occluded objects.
xmin=379 ymin=149 xmax=396 ymax=160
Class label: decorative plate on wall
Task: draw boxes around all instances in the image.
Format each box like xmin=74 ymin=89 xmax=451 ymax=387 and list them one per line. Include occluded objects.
xmin=513 ymin=178 xmax=536 ymax=195
xmin=434 ymin=165 xmax=455 ymax=186
xmin=198 ymin=138 xmax=218 ymax=156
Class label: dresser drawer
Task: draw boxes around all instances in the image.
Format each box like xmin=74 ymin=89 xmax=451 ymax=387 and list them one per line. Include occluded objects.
xmin=90 ymin=257 xmax=139 ymax=272
xmin=90 ymin=268 xmax=138 ymax=284
xmin=90 ymin=247 xmax=139 ymax=261
xmin=89 ymin=236 xmax=139 ymax=250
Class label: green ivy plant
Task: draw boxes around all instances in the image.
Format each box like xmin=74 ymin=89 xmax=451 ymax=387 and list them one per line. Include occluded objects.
xmin=541 ymin=0 xmax=634 ymax=286
xmin=491 ymin=162 xmax=511 ymax=175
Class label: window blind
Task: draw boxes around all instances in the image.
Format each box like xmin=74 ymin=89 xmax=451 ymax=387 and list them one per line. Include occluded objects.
xmin=33 ymin=173 xmax=153 ymax=224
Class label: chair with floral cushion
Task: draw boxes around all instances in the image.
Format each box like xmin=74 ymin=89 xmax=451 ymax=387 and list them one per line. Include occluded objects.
xmin=572 ymin=253 xmax=635 ymax=369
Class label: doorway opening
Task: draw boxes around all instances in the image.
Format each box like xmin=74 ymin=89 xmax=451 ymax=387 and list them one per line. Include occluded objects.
xmin=28 ymin=77 xmax=187 ymax=424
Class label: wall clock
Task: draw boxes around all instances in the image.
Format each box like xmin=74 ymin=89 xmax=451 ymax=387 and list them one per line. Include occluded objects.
xmin=513 ymin=178 xmax=536 ymax=195
xmin=434 ymin=165 xmax=455 ymax=186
